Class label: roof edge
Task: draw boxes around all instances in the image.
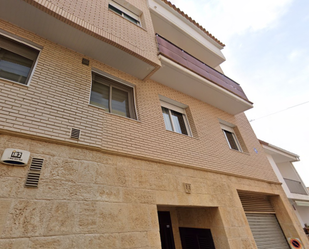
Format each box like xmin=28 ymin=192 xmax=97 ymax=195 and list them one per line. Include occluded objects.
xmin=259 ymin=139 xmax=300 ymax=160
xmin=159 ymin=0 xmax=225 ymax=47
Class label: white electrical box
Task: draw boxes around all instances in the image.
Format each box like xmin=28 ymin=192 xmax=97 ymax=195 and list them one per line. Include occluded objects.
xmin=1 ymin=148 xmax=30 ymax=166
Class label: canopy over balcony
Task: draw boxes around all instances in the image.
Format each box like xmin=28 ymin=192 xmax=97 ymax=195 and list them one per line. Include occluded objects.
xmin=259 ymin=140 xmax=300 ymax=163
xmin=151 ymin=35 xmax=253 ymax=115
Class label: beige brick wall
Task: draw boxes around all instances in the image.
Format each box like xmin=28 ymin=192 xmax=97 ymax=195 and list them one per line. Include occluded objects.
xmin=0 ymin=135 xmax=307 ymax=248
xmin=24 ymin=0 xmax=160 ymax=66
xmin=0 ymin=20 xmax=278 ymax=182
xmin=1 ymin=3 xmax=307 ymax=249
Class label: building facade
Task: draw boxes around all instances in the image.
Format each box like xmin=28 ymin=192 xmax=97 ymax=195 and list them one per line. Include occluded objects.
xmin=261 ymin=140 xmax=309 ymax=231
xmin=0 ymin=0 xmax=308 ymax=248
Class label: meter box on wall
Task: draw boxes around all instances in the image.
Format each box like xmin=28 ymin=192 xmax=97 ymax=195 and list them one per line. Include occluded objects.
xmin=1 ymin=148 xmax=30 ymax=166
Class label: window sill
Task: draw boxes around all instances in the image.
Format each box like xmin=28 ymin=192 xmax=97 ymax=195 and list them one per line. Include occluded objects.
xmin=163 ymin=129 xmax=198 ymax=140
xmin=228 ymin=148 xmax=250 ymax=155
xmin=0 ymin=77 xmax=29 ymax=87
xmin=108 ymin=10 xmax=147 ymax=31
xmin=88 ymin=103 xmax=140 ymax=123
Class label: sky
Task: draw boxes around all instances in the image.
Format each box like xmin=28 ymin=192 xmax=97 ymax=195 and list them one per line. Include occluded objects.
xmin=169 ymin=0 xmax=309 ymax=186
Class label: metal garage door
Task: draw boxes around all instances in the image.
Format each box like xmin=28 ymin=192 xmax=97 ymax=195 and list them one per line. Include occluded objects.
xmin=246 ymin=214 xmax=289 ymax=249
xmin=238 ymin=191 xmax=289 ymax=249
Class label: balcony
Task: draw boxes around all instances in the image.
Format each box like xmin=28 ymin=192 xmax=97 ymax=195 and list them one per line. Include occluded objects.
xmin=0 ymin=0 xmax=157 ymax=80
xmin=284 ymin=178 xmax=308 ymax=195
xmin=148 ymin=0 xmax=225 ymax=68
xmin=150 ymin=35 xmax=253 ymax=115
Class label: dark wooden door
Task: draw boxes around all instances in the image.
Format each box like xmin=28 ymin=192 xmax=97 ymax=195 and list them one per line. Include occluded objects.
xmin=179 ymin=227 xmax=216 ymax=249
xmin=158 ymin=211 xmax=176 ymax=249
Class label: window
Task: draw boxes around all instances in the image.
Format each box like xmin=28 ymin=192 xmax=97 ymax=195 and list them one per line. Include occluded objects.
xmin=90 ymin=72 xmax=137 ymax=119
xmin=109 ymin=1 xmax=141 ymax=26
xmin=221 ymin=124 xmax=242 ymax=151
xmin=0 ymin=34 xmax=39 ymax=85
xmin=161 ymin=100 xmax=192 ymax=136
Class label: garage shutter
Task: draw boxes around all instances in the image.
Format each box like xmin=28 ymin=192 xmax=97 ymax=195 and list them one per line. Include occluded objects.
xmin=238 ymin=192 xmax=275 ymax=213
xmin=238 ymin=191 xmax=289 ymax=249
xmin=246 ymin=214 xmax=289 ymax=249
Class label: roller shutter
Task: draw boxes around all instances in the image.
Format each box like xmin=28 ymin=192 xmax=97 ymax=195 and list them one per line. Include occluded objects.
xmin=246 ymin=214 xmax=289 ymax=249
xmin=238 ymin=192 xmax=275 ymax=213
xmin=238 ymin=191 xmax=289 ymax=249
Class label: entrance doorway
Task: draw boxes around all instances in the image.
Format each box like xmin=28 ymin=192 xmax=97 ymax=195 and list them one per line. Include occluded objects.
xmin=179 ymin=227 xmax=216 ymax=249
xmin=158 ymin=210 xmax=217 ymax=249
xmin=158 ymin=211 xmax=176 ymax=249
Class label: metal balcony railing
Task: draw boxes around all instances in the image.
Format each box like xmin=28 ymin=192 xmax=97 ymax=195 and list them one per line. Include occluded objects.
xmin=156 ymin=34 xmax=250 ymax=102
xmin=284 ymin=178 xmax=308 ymax=195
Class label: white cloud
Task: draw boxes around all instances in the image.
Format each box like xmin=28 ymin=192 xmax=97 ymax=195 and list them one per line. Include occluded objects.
xmin=288 ymin=49 xmax=307 ymax=62
xmin=169 ymin=0 xmax=293 ymax=42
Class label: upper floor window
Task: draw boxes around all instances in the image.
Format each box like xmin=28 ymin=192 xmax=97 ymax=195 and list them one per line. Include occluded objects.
xmin=0 ymin=34 xmax=40 ymax=85
xmin=90 ymin=71 xmax=137 ymax=119
xmin=161 ymin=100 xmax=192 ymax=136
xmin=109 ymin=1 xmax=141 ymax=26
xmin=221 ymin=124 xmax=242 ymax=152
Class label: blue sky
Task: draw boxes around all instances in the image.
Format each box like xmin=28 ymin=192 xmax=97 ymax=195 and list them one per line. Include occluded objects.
xmin=170 ymin=0 xmax=309 ymax=186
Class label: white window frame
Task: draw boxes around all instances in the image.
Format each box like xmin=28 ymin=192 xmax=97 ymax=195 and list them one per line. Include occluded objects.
xmin=160 ymin=100 xmax=192 ymax=137
xmin=0 ymin=30 xmax=41 ymax=86
xmin=89 ymin=70 xmax=138 ymax=120
xmin=221 ymin=124 xmax=242 ymax=152
xmin=108 ymin=1 xmax=141 ymax=26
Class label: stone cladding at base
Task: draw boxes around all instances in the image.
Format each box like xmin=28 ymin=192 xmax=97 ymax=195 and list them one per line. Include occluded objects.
xmin=0 ymin=135 xmax=308 ymax=248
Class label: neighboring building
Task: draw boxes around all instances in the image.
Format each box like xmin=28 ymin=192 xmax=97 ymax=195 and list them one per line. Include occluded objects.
xmin=0 ymin=0 xmax=308 ymax=248
xmin=260 ymin=140 xmax=309 ymax=228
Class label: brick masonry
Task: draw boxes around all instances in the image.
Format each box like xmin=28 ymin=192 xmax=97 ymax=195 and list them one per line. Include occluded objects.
xmin=24 ymin=0 xmax=161 ymax=67
xmin=0 ymin=19 xmax=277 ymax=183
